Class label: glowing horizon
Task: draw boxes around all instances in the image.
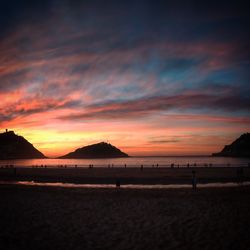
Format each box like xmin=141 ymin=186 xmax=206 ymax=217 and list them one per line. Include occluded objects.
xmin=0 ymin=1 xmax=249 ymax=158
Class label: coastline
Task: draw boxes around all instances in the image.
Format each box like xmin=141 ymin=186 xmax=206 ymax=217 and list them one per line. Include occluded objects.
xmin=1 ymin=166 xmax=250 ymax=185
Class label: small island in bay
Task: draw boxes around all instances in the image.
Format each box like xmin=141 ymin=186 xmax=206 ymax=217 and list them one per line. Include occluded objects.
xmin=212 ymin=133 xmax=250 ymax=157
xmin=0 ymin=130 xmax=46 ymax=159
xmin=59 ymin=142 xmax=129 ymax=159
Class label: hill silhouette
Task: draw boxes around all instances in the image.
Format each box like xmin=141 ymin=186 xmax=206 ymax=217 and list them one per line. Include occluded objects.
xmin=0 ymin=130 xmax=46 ymax=159
xmin=59 ymin=142 xmax=129 ymax=159
xmin=212 ymin=133 xmax=250 ymax=157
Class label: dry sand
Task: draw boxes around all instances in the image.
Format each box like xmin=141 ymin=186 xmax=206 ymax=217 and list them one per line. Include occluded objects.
xmin=0 ymin=185 xmax=250 ymax=250
xmin=1 ymin=166 xmax=250 ymax=185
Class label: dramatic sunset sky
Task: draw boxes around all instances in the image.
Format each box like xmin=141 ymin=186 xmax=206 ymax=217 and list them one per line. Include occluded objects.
xmin=0 ymin=1 xmax=249 ymax=157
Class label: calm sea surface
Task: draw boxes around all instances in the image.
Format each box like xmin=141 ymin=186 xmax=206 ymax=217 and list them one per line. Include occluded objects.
xmin=0 ymin=156 xmax=249 ymax=168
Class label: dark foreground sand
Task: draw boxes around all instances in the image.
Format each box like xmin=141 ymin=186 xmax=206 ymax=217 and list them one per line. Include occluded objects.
xmin=1 ymin=185 xmax=250 ymax=250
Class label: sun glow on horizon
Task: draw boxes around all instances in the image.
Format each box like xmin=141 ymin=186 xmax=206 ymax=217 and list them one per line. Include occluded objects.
xmin=1 ymin=124 xmax=247 ymax=158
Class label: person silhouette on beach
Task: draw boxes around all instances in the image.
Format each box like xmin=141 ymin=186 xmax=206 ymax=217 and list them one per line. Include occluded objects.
xmin=116 ymin=179 xmax=120 ymax=188
xmin=192 ymin=170 xmax=197 ymax=190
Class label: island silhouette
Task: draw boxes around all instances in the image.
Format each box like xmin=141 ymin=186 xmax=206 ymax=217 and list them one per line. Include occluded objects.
xmin=59 ymin=142 xmax=129 ymax=159
xmin=0 ymin=130 xmax=46 ymax=159
xmin=1 ymin=130 xmax=249 ymax=159
xmin=212 ymin=133 xmax=250 ymax=157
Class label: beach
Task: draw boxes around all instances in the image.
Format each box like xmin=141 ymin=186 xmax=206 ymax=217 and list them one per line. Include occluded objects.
xmin=1 ymin=166 xmax=250 ymax=249
xmin=0 ymin=166 xmax=250 ymax=185
xmin=1 ymin=184 xmax=250 ymax=250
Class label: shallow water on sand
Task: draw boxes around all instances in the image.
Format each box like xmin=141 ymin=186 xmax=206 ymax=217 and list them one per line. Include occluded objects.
xmin=1 ymin=180 xmax=250 ymax=189
xmin=0 ymin=156 xmax=249 ymax=168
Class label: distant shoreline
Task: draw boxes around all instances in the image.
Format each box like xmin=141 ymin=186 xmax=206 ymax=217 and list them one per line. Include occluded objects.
xmin=1 ymin=166 xmax=250 ymax=185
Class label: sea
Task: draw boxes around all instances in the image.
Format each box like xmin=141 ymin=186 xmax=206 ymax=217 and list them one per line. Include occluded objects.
xmin=0 ymin=156 xmax=249 ymax=168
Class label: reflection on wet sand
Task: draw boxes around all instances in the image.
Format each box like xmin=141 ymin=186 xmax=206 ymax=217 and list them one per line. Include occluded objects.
xmin=1 ymin=180 xmax=250 ymax=189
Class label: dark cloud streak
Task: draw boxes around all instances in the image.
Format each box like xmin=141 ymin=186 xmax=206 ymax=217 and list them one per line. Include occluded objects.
xmin=60 ymin=91 xmax=250 ymax=121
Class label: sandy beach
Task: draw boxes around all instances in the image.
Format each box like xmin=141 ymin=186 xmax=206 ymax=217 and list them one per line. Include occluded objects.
xmin=0 ymin=166 xmax=250 ymax=185
xmin=0 ymin=184 xmax=250 ymax=250
xmin=1 ymin=167 xmax=250 ymax=249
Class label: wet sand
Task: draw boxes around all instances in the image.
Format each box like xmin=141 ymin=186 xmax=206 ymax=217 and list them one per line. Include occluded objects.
xmin=0 ymin=185 xmax=250 ymax=250
xmin=0 ymin=166 xmax=250 ymax=184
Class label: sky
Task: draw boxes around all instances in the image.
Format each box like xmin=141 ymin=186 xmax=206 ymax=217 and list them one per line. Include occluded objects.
xmin=0 ymin=0 xmax=249 ymax=157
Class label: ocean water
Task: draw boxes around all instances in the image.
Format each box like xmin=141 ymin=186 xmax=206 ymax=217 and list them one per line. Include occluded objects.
xmin=0 ymin=156 xmax=249 ymax=168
